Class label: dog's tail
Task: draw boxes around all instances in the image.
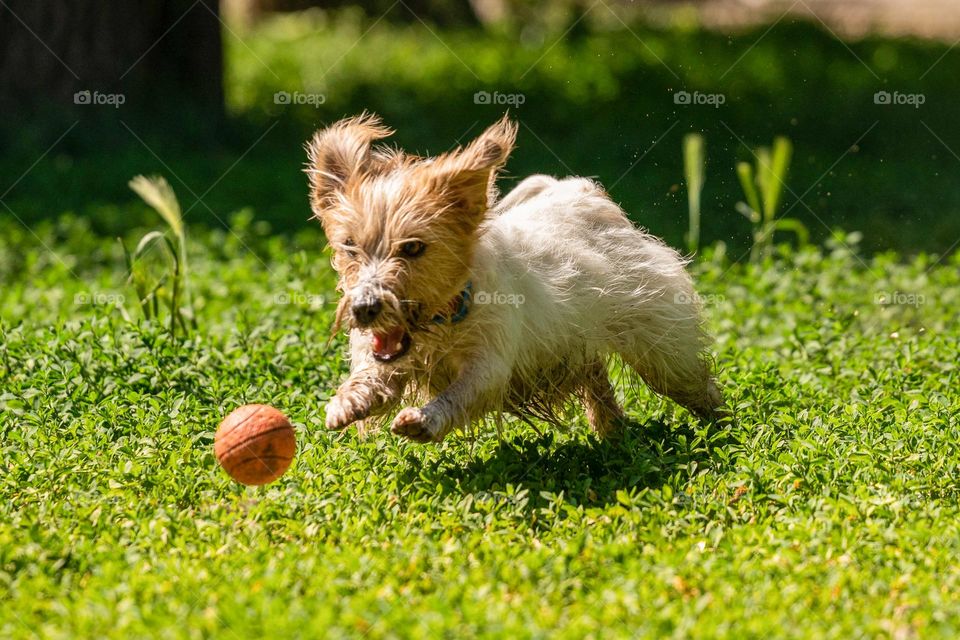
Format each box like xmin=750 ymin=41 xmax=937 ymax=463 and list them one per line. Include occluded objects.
xmin=493 ymin=174 xmax=558 ymax=213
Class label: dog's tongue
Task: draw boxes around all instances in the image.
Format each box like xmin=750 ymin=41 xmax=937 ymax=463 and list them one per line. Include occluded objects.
xmin=373 ymin=327 xmax=406 ymax=358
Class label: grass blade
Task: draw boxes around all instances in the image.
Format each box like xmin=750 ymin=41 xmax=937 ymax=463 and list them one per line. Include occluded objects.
xmin=774 ymin=218 xmax=810 ymax=246
xmin=736 ymin=162 xmax=762 ymax=216
xmin=683 ymin=133 xmax=706 ymax=254
xmin=133 ymin=230 xmax=167 ymax=260
xmin=129 ymin=176 xmax=183 ymax=239
xmin=761 ymin=138 xmax=792 ymax=220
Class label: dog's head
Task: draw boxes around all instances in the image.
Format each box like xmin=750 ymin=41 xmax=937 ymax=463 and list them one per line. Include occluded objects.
xmin=306 ymin=113 xmax=516 ymax=362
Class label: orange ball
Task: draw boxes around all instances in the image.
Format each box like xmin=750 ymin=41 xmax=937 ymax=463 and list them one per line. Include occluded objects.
xmin=214 ymin=404 xmax=296 ymax=486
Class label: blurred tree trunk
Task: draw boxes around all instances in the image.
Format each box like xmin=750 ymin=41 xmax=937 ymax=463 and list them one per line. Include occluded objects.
xmin=0 ymin=0 xmax=223 ymax=116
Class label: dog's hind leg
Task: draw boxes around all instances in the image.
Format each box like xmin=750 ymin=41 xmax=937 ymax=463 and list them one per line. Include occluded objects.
xmin=618 ymin=332 xmax=725 ymax=422
xmin=577 ymin=359 xmax=625 ymax=438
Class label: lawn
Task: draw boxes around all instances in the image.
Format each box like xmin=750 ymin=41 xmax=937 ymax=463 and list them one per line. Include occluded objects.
xmin=2 ymin=211 xmax=958 ymax=638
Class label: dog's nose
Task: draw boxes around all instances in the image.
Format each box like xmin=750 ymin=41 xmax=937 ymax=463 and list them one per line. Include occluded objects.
xmin=352 ymin=298 xmax=382 ymax=326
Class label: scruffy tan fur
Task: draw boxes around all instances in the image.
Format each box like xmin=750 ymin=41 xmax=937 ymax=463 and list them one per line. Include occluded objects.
xmin=306 ymin=113 xmax=725 ymax=443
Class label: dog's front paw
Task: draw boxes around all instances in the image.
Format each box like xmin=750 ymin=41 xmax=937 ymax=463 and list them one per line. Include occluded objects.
xmin=390 ymin=407 xmax=440 ymax=443
xmin=325 ymin=393 xmax=370 ymax=431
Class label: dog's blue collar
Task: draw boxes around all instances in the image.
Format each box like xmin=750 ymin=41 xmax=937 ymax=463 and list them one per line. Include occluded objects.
xmin=432 ymin=281 xmax=472 ymax=325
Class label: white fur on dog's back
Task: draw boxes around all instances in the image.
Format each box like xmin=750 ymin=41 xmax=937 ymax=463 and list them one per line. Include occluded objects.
xmin=467 ymin=176 xmax=707 ymax=397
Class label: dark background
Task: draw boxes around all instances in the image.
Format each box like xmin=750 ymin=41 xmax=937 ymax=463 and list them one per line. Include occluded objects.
xmin=2 ymin=0 xmax=959 ymax=256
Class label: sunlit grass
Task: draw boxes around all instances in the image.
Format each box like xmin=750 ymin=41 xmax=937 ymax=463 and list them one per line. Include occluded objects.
xmin=1 ymin=214 xmax=958 ymax=638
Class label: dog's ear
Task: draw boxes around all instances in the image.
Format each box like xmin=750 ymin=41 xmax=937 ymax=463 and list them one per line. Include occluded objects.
xmin=305 ymin=113 xmax=394 ymax=217
xmin=431 ymin=115 xmax=517 ymax=223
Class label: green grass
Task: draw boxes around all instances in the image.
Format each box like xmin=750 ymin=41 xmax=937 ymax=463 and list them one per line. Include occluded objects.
xmin=2 ymin=213 xmax=959 ymax=638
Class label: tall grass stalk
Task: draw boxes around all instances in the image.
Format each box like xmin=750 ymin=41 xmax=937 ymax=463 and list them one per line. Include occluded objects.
xmin=735 ymin=137 xmax=808 ymax=261
xmin=683 ymin=133 xmax=706 ymax=255
xmin=123 ymin=175 xmax=195 ymax=336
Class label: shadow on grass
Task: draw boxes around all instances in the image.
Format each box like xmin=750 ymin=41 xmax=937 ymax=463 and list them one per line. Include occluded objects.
xmin=406 ymin=417 xmax=733 ymax=511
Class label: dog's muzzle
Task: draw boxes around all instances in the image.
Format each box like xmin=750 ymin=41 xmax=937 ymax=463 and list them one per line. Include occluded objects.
xmin=351 ymin=297 xmax=382 ymax=326
xmin=347 ymin=285 xmax=413 ymax=362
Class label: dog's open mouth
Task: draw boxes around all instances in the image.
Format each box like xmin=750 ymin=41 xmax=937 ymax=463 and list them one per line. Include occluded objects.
xmin=372 ymin=327 xmax=411 ymax=362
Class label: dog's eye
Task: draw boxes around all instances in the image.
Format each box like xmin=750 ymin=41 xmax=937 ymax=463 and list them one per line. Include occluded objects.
xmin=400 ymin=240 xmax=426 ymax=258
xmin=340 ymin=238 xmax=358 ymax=258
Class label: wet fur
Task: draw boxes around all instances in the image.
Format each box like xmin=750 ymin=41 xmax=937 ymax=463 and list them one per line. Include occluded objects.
xmin=307 ymin=113 xmax=726 ymax=443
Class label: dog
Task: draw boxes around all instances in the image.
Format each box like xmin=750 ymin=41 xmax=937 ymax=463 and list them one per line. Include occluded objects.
xmin=306 ymin=113 xmax=725 ymax=443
